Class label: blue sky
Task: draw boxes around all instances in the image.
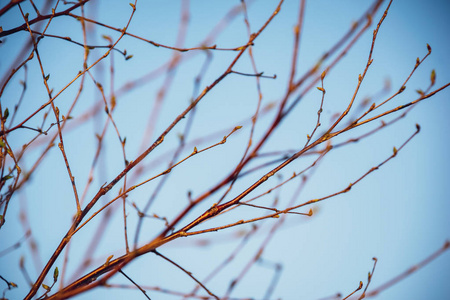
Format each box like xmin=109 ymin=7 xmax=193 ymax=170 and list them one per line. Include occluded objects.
xmin=1 ymin=1 xmax=449 ymax=299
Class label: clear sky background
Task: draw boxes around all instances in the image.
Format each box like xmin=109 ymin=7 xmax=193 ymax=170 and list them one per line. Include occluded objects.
xmin=0 ymin=0 xmax=449 ymax=299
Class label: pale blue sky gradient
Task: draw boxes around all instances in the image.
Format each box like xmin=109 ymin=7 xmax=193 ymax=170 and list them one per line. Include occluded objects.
xmin=0 ymin=1 xmax=449 ymax=299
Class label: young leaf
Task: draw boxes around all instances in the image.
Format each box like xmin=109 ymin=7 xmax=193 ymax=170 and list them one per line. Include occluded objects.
xmin=3 ymin=108 xmax=9 ymax=120
xmin=53 ymin=267 xmax=59 ymax=282
xmin=1 ymin=175 xmax=13 ymax=182
xmin=101 ymin=35 xmax=112 ymax=43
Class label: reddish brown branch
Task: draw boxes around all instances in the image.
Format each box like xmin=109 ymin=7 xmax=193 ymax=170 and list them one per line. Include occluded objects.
xmin=0 ymin=0 xmax=91 ymax=38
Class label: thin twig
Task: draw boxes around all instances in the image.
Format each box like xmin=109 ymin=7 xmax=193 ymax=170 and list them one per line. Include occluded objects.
xmin=119 ymin=269 xmax=151 ymax=300
xmin=152 ymin=250 xmax=219 ymax=300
